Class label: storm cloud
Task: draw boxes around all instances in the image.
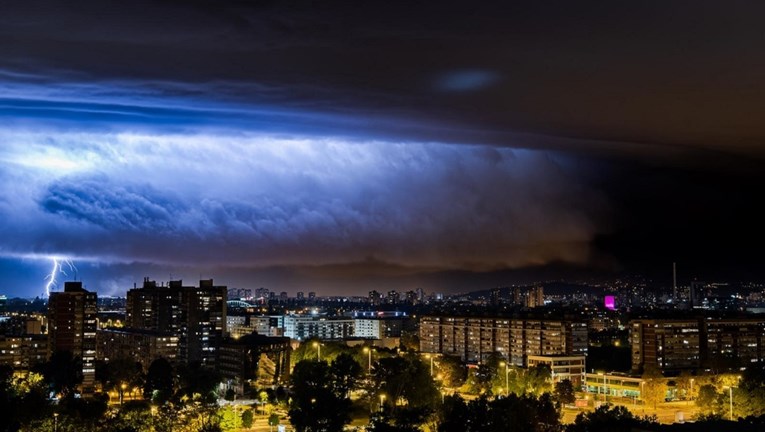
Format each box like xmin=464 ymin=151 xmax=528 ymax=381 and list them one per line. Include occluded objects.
xmin=0 ymin=128 xmax=607 ymax=273
xmin=2 ymin=1 xmax=765 ymax=296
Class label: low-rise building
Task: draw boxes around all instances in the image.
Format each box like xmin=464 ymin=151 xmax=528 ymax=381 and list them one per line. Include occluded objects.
xmin=283 ymin=315 xmax=354 ymax=340
xmin=527 ymin=355 xmax=586 ymax=385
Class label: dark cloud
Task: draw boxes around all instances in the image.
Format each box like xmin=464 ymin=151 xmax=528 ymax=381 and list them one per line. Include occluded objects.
xmin=3 ymin=1 xmax=765 ymax=155
xmin=1 ymin=1 xmax=765 ymax=296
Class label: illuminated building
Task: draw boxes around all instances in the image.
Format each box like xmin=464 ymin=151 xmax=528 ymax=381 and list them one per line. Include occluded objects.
xmin=527 ymin=355 xmax=586 ymax=385
xmin=126 ymin=278 xmax=227 ymax=367
xmin=419 ymin=316 xmax=587 ymax=365
xmin=47 ymin=281 xmax=97 ymax=393
xmin=630 ymin=317 xmax=765 ymax=372
xmin=217 ymin=334 xmax=291 ymax=395
xmin=283 ymin=315 xmax=354 ymax=340
xmin=630 ymin=319 xmax=701 ymax=372
xmin=0 ymin=334 xmax=47 ymax=369
xmin=96 ymin=328 xmax=178 ymax=370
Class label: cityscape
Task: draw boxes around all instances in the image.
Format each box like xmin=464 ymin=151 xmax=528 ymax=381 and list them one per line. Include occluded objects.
xmin=3 ymin=1 xmax=765 ymax=432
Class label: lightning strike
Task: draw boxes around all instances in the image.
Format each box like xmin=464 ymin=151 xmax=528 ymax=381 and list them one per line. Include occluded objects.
xmin=44 ymin=257 xmax=77 ymax=297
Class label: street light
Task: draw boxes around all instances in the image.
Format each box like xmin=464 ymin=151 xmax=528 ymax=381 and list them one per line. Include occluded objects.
xmin=379 ymin=394 xmax=386 ymax=411
xmin=689 ymin=378 xmax=694 ymax=402
xmin=363 ymin=347 xmax=374 ymax=375
xmin=499 ymin=361 xmax=510 ymax=396
xmin=425 ymin=354 xmax=434 ymax=376
xmin=120 ymin=382 xmax=127 ymax=405
xmin=53 ymin=413 xmax=59 ymax=432
xmin=724 ymin=377 xmax=742 ymax=421
xmin=312 ymin=341 xmax=322 ymax=361
xmin=723 ymin=386 xmax=736 ymax=421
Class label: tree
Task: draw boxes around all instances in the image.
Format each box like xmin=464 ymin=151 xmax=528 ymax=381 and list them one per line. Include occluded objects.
xmin=569 ymin=405 xmax=656 ymax=432
xmin=241 ymin=409 xmax=254 ymax=428
xmin=288 ymin=360 xmax=352 ymax=432
xmin=177 ymin=362 xmax=221 ymax=405
xmin=104 ymin=357 xmax=143 ymax=404
xmin=367 ymin=412 xmax=421 ymax=432
xmin=675 ymin=370 xmax=694 ymax=400
xmin=553 ymin=379 xmax=576 ymax=407
xmin=437 ymin=355 xmax=467 ymax=389
xmin=641 ymin=365 xmax=667 ymax=409
xmin=144 ymin=358 xmax=174 ymax=404
xmin=219 ymin=405 xmax=240 ymax=431
xmin=695 ymin=384 xmax=720 ymax=415
xmin=438 ymin=393 xmax=562 ymax=432
xmin=523 ymin=364 xmax=552 ymax=396
xmin=374 ymin=354 xmax=440 ymax=412
xmin=268 ymin=412 xmax=280 ymax=430
xmin=42 ymin=350 xmax=83 ymax=397
xmin=329 ymin=353 xmax=362 ymax=398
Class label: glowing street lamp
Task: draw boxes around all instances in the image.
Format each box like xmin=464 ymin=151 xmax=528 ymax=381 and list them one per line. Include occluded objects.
xmin=120 ymin=382 xmax=127 ymax=405
xmin=379 ymin=394 xmax=386 ymax=411
xmin=312 ymin=342 xmax=322 ymax=361
xmin=689 ymin=378 xmax=695 ymax=402
xmin=363 ymin=347 xmax=374 ymax=375
xmin=425 ymin=354 xmax=434 ymax=376
xmin=723 ymin=386 xmax=736 ymax=420
xmin=499 ymin=361 xmax=510 ymax=396
xmin=724 ymin=377 xmax=742 ymax=421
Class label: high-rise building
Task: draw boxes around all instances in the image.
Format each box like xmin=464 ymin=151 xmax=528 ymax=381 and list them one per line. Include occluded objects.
xmin=126 ymin=278 xmax=181 ymax=336
xmin=296 ymin=292 xmax=305 ymax=301
xmin=526 ymin=286 xmax=545 ymax=308
xmin=48 ymin=281 xmax=97 ymax=392
xmin=490 ymin=288 xmax=501 ymax=306
xmin=387 ymin=290 xmax=399 ymax=305
xmin=126 ymin=279 xmax=227 ymax=367
xmin=368 ymin=290 xmax=382 ymax=306
xmin=630 ymin=319 xmax=701 ymax=373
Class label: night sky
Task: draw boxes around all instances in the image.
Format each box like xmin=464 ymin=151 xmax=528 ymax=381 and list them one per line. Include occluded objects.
xmin=2 ymin=1 xmax=765 ymax=297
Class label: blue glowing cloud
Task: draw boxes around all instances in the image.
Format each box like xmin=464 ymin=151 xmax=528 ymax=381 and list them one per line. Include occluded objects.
xmin=0 ymin=77 xmax=609 ymax=295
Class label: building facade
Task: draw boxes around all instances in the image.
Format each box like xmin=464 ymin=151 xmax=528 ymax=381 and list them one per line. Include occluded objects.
xmin=96 ymin=328 xmax=178 ymax=370
xmin=217 ymin=334 xmax=291 ymax=395
xmin=630 ymin=317 xmax=765 ymax=372
xmin=420 ymin=316 xmax=587 ymax=364
xmin=0 ymin=335 xmax=47 ymax=370
xmin=126 ymin=278 xmax=227 ymax=367
xmin=48 ymin=281 xmax=98 ymax=392
xmin=527 ymin=355 xmax=586 ymax=385
xmin=283 ymin=315 xmax=354 ymax=340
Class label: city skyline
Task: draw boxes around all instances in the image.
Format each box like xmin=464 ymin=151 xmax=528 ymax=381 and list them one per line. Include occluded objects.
xmin=3 ymin=1 xmax=765 ymax=297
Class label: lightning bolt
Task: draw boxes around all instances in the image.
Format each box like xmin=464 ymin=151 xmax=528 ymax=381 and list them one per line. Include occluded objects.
xmin=44 ymin=257 xmax=78 ymax=297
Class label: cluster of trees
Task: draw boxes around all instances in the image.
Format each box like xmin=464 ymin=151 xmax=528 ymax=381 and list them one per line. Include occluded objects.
xmin=0 ymin=350 xmax=262 ymax=432
xmin=694 ymin=367 xmax=765 ymax=420
xmin=287 ymin=343 xmax=588 ymax=432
